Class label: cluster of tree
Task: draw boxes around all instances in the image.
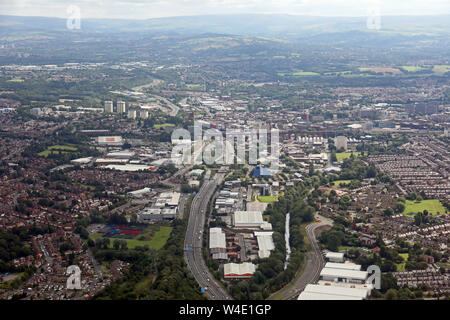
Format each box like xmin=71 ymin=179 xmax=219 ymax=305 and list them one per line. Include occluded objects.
xmin=94 ymin=219 xmax=205 ymax=300
xmin=319 ymin=223 xmax=360 ymax=252
xmin=0 ymin=230 xmax=33 ymax=272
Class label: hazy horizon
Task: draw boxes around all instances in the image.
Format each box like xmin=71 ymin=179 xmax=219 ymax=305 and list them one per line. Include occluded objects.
xmin=1 ymin=0 xmax=449 ymax=20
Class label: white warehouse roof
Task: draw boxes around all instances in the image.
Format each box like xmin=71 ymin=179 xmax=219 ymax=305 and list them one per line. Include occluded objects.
xmin=326 ymin=252 xmax=345 ymax=260
xmin=324 ymin=262 xmax=361 ymax=271
xmin=234 ymin=211 xmax=264 ymax=226
xmin=209 ymin=228 xmax=226 ymax=250
xmin=320 ymin=268 xmax=368 ymax=281
xmin=298 ymin=291 xmax=362 ymax=300
xmin=303 ymin=284 xmax=369 ymax=299
xmin=254 ymin=231 xmax=275 ymax=259
xmin=224 ymin=262 xmax=256 ymax=277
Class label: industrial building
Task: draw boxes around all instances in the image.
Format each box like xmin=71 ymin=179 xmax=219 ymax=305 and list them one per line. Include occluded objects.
xmin=127 ymin=187 xmax=152 ymax=198
xmin=224 ymin=262 xmax=256 ymax=280
xmin=233 ymin=211 xmax=272 ymax=230
xmin=137 ymin=207 xmax=176 ymax=222
xmin=326 ymin=251 xmax=345 ymax=263
xmin=209 ymin=228 xmax=227 ymax=260
xmin=324 ymin=262 xmax=361 ymax=271
xmin=298 ymin=284 xmax=370 ymax=300
xmin=95 ymin=136 xmax=123 ymax=146
xmin=137 ymin=192 xmax=180 ymax=223
xmin=319 ymin=267 xmax=368 ymax=284
xmin=254 ymin=231 xmax=275 ymax=258
xmin=106 ymin=150 xmax=135 ymax=159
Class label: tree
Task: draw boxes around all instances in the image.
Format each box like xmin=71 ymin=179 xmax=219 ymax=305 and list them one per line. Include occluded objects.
xmin=385 ymin=289 xmax=398 ymax=300
xmin=113 ymin=239 xmax=121 ymax=250
xmin=383 ymin=208 xmax=394 ymax=217
xmin=394 ymin=202 xmax=405 ymax=213
xmin=326 ymin=234 xmax=340 ymax=252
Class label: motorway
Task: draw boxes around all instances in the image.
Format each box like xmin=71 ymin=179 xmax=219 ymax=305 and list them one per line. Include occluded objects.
xmin=184 ymin=172 xmax=232 ymax=300
xmin=270 ymin=214 xmax=333 ymax=300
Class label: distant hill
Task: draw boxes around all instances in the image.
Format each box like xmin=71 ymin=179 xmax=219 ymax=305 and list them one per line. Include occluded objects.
xmin=1 ymin=13 xmax=449 ymax=40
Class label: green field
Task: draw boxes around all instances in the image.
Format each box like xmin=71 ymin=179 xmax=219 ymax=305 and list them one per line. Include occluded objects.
xmin=338 ymin=245 xmax=355 ymax=251
xmin=153 ymin=123 xmax=176 ymax=129
xmin=257 ymin=196 xmax=278 ymax=203
xmin=400 ymin=66 xmax=427 ymax=72
xmin=333 ymin=180 xmax=352 ymax=186
xmin=432 ymin=64 xmax=450 ymax=75
xmin=186 ymin=84 xmax=204 ymax=90
xmin=38 ymin=144 xmax=78 ymax=157
xmin=90 ymin=226 xmax=172 ymax=250
xmin=335 ymin=152 xmax=361 ymax=162
xmin=7 ymin=78 xmax=24 ymax=82
xmin=278 ymin=70 xmax=319 ymax=76
xmin=403 ymin=199 xmax=446 ymax=216
xmin=395 ymin=253 xmax=409 ymax=272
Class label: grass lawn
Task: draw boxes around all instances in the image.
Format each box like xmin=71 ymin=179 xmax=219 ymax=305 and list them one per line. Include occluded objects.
xmin=38 ymin=144 xmax=78 ymax=157
xmin=335 ymin=152 xmax=361 ymax=162
xmin=257 ymin=196 xmax=278 ymax=203
xmin=90 ymin=226 xmax=172 ymax=250
xmin=400 ymin=66 xmax=427 ymax=72
xmin=333 ymin=180 xmax=352 ymax=186
xmin=278 ymin=70 xmax=319 ymax=76
xmin=403 ymin=199 xmax=447 ymax=216
xmin=396 ymin=253 xmax=409 ymax=272
xmin=338 ymin=245 xmax=355 ymax=251
xmin=153 ymin=123 xmax=175 ymax=129
xmin=186 ymin=84 xmax=204 ymax=90
xmin=432 ymin=64 xmax=450 ymax=75
xmin=7 ymin=78 xmax=24 ymax=82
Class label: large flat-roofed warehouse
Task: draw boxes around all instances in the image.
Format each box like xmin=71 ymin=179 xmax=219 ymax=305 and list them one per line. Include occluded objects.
xmin=233 ymin=211 xmax=272 ymax=230
xmin=209 ymin=227 xmax=227 ymax=256
xmin=325 ymin=251 xmax=345 ymax=263
xmin=324 ymin=262 xmax=361 ymax=271
xmin=154 ymin=192 xmax=180 ymax=208
xmin=95 ymin=136 xmax=123 ymax=146
xmin=320 ymin=267 xmax=368 ymax=284
xmin=137 ymin=207 xmax=176 ymax=222
xmin=298 ymin=284 xmax=369 ymax=300
xmin=254 ymin=231 xmax=275 ymax=258
xmin=224 ymin=262 xmax=256 ymax=280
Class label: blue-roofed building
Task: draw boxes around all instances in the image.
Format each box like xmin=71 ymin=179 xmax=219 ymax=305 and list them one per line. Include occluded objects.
xmin=252 ymin=166 xmax=271 ymax=177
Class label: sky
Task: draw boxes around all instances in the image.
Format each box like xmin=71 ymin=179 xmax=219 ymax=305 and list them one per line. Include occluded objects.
xmin=1 ymin=0 xmax=449 ymax=20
